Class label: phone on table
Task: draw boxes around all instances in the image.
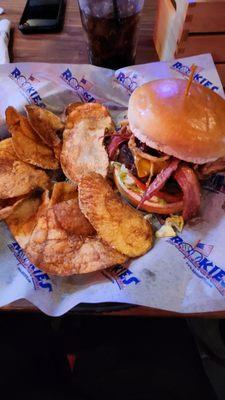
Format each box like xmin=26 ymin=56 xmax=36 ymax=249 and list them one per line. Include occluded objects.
xmin=19 ymin=0 xmax=65 ymax=34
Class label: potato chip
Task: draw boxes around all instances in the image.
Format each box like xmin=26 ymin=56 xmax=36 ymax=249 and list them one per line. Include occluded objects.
xmin=65 ymin=102 xmax=113 ymax=129
xmin=53 ymin=197 xmax=96 ymax=236
xmin=50 ymin=182 xmax=77 ymax=205
xmin=0 ymin=137 xmax=16 ymax=159
xmin=5 ymin=106 xmax=20 ymax=128
xmin=24 ymin=213 xmax=48 ymax=265
xmin=25 ymin=105 xmax=64 ymax=147
xmin=5 ymin=107 xmax=59 ymax=169
xmin=19 ymin=114 xmax=37 ymax=140
xmin=25 ymin=207 xmax=127 ymax=276
xmin=6 ymin=107 xmax=34 ymax=141
xmin=61 ymin=103 xmax=113 ymax=183
xmin=5 ymin=196 xmax=41 ymax=248
xmin=36 ymin=236 xmax=127 ymax=276
xmin=49 ymin=182 xmax=95 ymax=236
xmin=10 ymin=120 xmax=59 ymax=170
xmin=37 ymin=190 xmax=51 ymax=217
xmin=53 ymin=142 xmax=62 ymax=161
xmin=0 ymin=196 xmax=27 ymax=220
xmin=0 ymin=138 xmax=50 ymax=199
xmin=78 ymin=172 xmax=153 ymax=257
xmin=64 ymin=102 xmax=83 ymax=116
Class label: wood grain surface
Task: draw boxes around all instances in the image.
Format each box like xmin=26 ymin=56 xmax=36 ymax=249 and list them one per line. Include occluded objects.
xmin=1 ymin=0 xmax=158 ymax=64
xmin=0 ymin=1 xmax=224 ymax=317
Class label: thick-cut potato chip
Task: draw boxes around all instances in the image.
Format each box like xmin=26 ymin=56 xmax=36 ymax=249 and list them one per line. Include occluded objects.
xmin=10 ymin=121 xmax=59 ymax=170
xmin=6 ymin=107 xmax=35 ymax=141
xmin=50 ymin=182 xmax=77 ymax=205
xmin=61 ymin=103 xmax=113 ymax=183
xmin=78 ymin=172 xmax=153 ymax=257
xmin=0 ymin=138 xmax=50 ymax=199
xmin=36 ymin=235 xmax=127 ymax=276
xmin=19 ymin=115 xmax=37 ymax=140
xmin=25 ymin=105 xmax=64 ymax=147
xmin=5 ymin=106 xmax=20 ymax=128
xmin=0 ymin=137 xmax=16 ymax=159
xmin=53 ymin=142 xmax=62 ymax=161
xmin=53 ymin=197 xmax=96 ymax=236
xmin=0 ymin=196 xmax=28 ymax=220
xmin=5 ymin=196 xmax=41 ymax=248
xmin=6 ymin=107 xmax=59 ymax=169
xmin=64 ymin=102 xmax=83 ymax=116
xmin=65 ymin=102 xmax=113 ymax=129
xmin=50 ymin=182 xmax=95 ymax=236
xmin=25 ymin=207 xmax=127 ymax=276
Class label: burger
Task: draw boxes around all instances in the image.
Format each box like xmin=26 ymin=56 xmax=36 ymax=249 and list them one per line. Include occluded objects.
xmin=105 ymin=78 xmax=225 ymax=221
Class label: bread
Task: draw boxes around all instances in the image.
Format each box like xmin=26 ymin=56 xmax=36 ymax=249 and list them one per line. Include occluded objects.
xmin=128 ymin=79 xmax=225 ymax=164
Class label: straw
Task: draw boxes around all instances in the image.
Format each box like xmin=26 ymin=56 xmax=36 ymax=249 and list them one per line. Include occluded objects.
xmin=185 ymin=64 xmax=197 ymax=97
xmin=112 ymin=0 xmax=120 ymax=22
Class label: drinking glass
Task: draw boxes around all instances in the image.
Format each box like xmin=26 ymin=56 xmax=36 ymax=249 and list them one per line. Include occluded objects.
xmin=77 ymin=0 xmax=145 ymax=69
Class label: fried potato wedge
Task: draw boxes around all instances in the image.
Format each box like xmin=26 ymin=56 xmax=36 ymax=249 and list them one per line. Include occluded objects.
xmin=25 ymin=206 xmax=127 ymax=276
xmin=0 ymin=138 xmax=50 ymax=199
xmin=61 ymin=103 xmax=113 ymax=183
xmin=5 ymin=196 xmax=41 ymax=248
xmin=78 ymin=172 xmax=153 ymax=257
xmin=25 ymin=105 xmax=64 ymax=147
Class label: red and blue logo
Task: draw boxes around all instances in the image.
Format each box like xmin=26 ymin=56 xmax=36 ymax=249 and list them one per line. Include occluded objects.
xmin=168 ymin=236 xmax=225 ymax=295
xmin=171 ymin=61 xmax=219 ymax=92
xmin=9 ymin=67 xmax=46 ymax=107
xmin=8 ymin=242 xmax=52 ymax=292
xmin=60 ymin=68 xmax=96 ymax=102
xmin=115 ymin=71 xmax=138 ymax=94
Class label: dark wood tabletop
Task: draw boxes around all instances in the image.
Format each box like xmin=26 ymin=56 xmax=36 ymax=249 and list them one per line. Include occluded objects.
xmin=0 ymin=0 xmax=224 ymax=318
xmin=3 ymin=0 xmax=158 ymax=64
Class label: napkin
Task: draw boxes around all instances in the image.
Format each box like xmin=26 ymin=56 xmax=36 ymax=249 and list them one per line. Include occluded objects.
xmin=0 ymin=19 xmax=10 ymax=64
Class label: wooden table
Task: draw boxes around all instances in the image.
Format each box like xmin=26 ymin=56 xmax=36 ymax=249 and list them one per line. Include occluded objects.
xmin=2 ymin=0 xmax=158 ymax=64
xmin=0 ymin=0 xmax=224 ymax=318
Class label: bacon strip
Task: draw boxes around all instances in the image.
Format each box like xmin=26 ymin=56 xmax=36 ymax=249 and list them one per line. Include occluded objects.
xmin=199 ymin=158 xmax=225 ymax=177
xmin=107 ymin=127 xmax=131 ymax=160
xmin=138 ymin=158 xmax=180 ymax=208
xmin=173 ymin=165 xmax=201 ymax=221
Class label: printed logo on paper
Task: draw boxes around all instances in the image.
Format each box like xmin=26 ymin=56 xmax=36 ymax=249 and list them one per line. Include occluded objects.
xmin=102 ymin=264 xmax=140 ymax=289
xmin=115 ymin=71 xmax=138 ymax=94
xmin=168 ymin=236 xmax=225 ymax=296
xmin=202 ymin=174 xmax=225 ymax=194
xmin=171 ymin=61 xmax=219 ymax=92
xmin=60 ymin=68 xmax=96 ymax=102
xmin=8 ymin=242 xmax=53 ymax=292
xmin=9 ymin=67 xmax=46 ymax=107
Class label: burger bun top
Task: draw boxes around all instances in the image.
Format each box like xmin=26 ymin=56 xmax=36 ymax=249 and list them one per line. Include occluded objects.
xmin=128 ymin=79 xmax=225 ymax=164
